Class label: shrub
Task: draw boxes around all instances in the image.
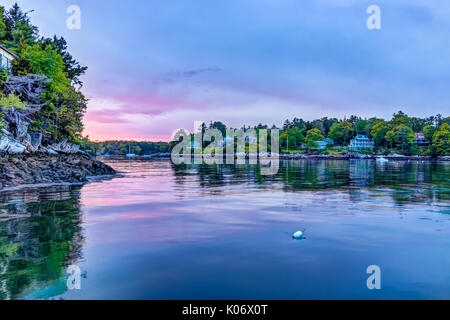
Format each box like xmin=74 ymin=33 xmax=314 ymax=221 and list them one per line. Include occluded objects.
xmin=0 ymin=93 xmax=26 ymax=111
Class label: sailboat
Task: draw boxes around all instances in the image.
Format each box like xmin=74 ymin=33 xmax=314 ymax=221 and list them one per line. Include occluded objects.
xmin=126 ymin=142 xmax=136 ymax=157
xmin=376 ymin=155 xmax=388 ymax=163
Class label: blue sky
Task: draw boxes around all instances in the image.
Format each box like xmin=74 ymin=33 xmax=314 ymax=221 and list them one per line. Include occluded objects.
xmin=4 ymin=0 xmax=450 ymax=140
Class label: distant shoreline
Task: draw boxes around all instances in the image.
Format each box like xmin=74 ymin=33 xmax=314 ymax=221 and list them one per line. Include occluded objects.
xmin=96 ymin=154 xmax=450 ymax=161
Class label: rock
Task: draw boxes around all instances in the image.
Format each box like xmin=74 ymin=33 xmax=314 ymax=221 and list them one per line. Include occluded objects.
xmin=0 ymin=129 xmax=27 ymax=154
xmin=47 ymin=139 xmax=81 ymax=154
xmin=0 ymin=153 xmax=116 ymax=190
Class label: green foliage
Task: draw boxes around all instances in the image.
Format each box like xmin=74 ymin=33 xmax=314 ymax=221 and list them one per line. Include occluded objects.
xmin=328 ymin=123 xmax=343 ymax=142
xmin=432 ymin=123 xmax=450 ymax=155
xmin=0 ymin=4 xmax=88 ymax=145
xmin=423 ymin=125 xmax=437 ymax=140
xmin=354 ymin=120 xmax=369 ymax=134
xmin=0 ymin=67 xmax=8 ymax=84
xmin=385 ymin=124 xmax=415 ymax=154
xmin=391 ymin=111 xmax=412 ymax=127
xmin=82 ymin=138 xmax=171 ymax=156
xmin=209 ymin=121 xmax=227 ymax=137
xmin=14 ymin=44 xmax=69 ymax=93
xmin=0 ymin=111 xmax=4 ymax=132
xmin=0 ymin=7 xmax=6 ymax=39
xmin=306 ymin=128 xmax=324 ymax=142
xmin=370 ymin=121 xmax=388 ymax=147
xmin=39 ymin=36 xmax=87 ymax=87
xmin=280 ymin=126 xmax=305 ymax=149
xmin=0 ymin=3 xmax=38 ymax=53
xmin=0 ymin=92 xmax=26 ymax=110
xmin=327 ymin=121 xmax=353 ymax=145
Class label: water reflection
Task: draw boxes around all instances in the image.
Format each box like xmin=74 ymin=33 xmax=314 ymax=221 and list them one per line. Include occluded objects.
xmin=0 ymin=186 xmax=83 ymax=300
xmin=0 ymin=159 xmax=448 ymax=300
xmin=171 ymin=160 xmax=450 ymax=204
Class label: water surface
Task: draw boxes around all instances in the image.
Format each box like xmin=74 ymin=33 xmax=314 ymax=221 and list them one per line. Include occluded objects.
xmin=0 ymin=159 xmax=449 ymax=299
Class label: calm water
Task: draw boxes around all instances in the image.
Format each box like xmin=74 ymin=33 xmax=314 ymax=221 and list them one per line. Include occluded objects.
xmin=0 ymin=159 xmax=449 ymax=300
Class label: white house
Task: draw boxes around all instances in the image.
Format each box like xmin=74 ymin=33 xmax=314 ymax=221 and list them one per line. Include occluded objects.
xmin=349 ymin=134 xmax=374 ymax=150
xmin=0 ymin=45 xmax=18 ymax=70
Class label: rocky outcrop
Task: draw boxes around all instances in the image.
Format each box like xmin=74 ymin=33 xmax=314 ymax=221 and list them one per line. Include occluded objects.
xmin=0 ymin=75 xmax=116 ymax=190
xmin=0 ymin=153 xmax=116 ymax=190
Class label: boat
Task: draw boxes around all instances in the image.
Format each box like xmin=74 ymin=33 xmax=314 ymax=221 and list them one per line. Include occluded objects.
xmin=376 ymin=156 xmax=388 ymax=163
xmin=126 ymin=142 xmax=136 ymax=157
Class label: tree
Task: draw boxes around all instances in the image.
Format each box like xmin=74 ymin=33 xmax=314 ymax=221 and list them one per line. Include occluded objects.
xmin=432 ymin=123 xmax=450 ymax=155
xmin=385 ymin=130 xmax=396 ymax=149
xmin=385 ymin=124 xmax=414 ymax=153
xmin=292 ymin=117 xmax=307 ymax=132
xmin=280 ymin=126 xmax=304 ymax=149
xmin=338 ymin=121 xmax=354 ymax=145
xmin=0 ymin=7 xmax=6 ymax=40
xmin=0 ymin=3 xmax=38 ymax=53
xmin=328 ymin=123 xmax=343 ymax=145
xmin=306 ymin=128 xmax=324 ymax=142
xmin=320 ymin=117 xmax=338 ymax=135
xmin=410 ymin=117 xmax=427 ymax=133
xmin=371 ymin=121 xmax=388 ymax=147
xmin=311 ymin=119 xmax=326 ymax=135
xmin=354 ymin=120 xmax=369 ymax=134
xmin=39 ymin=36 xmax=87 ymax=87
xmin=209 ymin=121 xmax=227 ymax=137
xmin=391 ymin=111 xmax=411 ymax=127
xmin=423 ymin=125 xmax=437 ymax=141
xmin=395 ymin=125 xmax=415 ymax=154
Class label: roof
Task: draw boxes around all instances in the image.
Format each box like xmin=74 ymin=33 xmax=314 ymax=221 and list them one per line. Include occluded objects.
xmin=354 ymin=134 xmax=370 ymax=139
xmin=0 ymin=44 xmax=19 ymax=59
xmin=415 ymin=132 xmax=426 ymax=138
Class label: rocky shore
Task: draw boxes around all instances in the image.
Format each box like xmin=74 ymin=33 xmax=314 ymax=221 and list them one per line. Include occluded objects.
xmin=0 ymin=153 xmax=116 ymax=190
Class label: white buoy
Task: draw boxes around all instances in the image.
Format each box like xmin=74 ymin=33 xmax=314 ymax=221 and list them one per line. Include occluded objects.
xmin=292 ymin=231 xmax=303 ymax=239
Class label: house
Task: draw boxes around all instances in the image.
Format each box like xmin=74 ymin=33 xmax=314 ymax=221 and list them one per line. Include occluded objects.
xmin=301 ymin=138 xmax=334 ymax=150
xmin=190 ymin=140 xmax=202 ymax=149
xmin=414 ymin=132 xmax=430 ymax=145
xmin=222 ymin=136 xmax=235 ymax=147
xmin=0 ymin=45 xmax=19 ymax=70
xmin=349 ymin=134 xmax=374 ymax=150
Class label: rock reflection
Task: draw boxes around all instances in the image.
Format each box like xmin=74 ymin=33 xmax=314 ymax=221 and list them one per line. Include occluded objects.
xmin=0 ymin=185 xmax=83 ymax=300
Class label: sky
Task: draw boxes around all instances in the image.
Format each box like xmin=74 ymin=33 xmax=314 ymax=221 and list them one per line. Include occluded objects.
xmin=4 ymin=0 xmax=450 ymax=141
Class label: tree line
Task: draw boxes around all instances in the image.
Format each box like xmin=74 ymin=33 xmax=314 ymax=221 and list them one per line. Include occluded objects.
xmin=180 ymin=113 xmax=450 ymax=156
xmin=82 ymin=139 xmax=170 ymax=156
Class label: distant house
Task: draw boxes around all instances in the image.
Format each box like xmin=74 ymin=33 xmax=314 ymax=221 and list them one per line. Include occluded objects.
xmin=0 ymin=45 xmax=19 ymax=70
xmin=222 ymin=136 xmax=235 ymax=147
xmin=301 ymin=138 xmax=334 ymax=150
xmin=190 ymin=140 xmax=202 ymax=149
xmin=316 ymin=141 xmax=328 ymax=150
xmin=349 ymin=134 xmax=374 ymax=150
xmin=414 ymin=132 xmax=430 ymax=145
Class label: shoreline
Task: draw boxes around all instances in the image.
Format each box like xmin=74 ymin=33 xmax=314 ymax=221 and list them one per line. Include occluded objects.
xmin=1 ymin=152 xmax=448 ymax=192
xmin=279 ymin=153 xmax=450 ymax=161
xmin=0 ymin=153 xmax=116 ymax=191
xmin=97 ymin=154 xmax=450 ymax=161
